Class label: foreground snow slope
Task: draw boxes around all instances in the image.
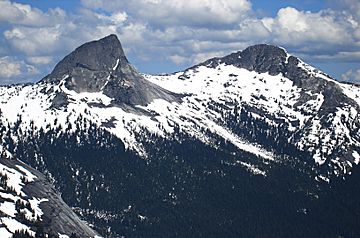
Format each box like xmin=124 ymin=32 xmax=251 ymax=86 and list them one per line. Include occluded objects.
xmin=0 ymin=156 xmax=100 ymax=237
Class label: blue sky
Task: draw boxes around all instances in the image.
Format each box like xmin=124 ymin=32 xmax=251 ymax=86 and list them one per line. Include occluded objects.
xmin=0 ymin=0 xmax=359 ymax=84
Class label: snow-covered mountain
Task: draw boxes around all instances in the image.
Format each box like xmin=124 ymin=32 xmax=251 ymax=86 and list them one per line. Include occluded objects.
xmin=0 ymin=34 xmax=360 ymax=237
xmin=1 ymin=35 xmax=359 ymax=177
xmin=0 ymin=157 xmax=100 ymax=237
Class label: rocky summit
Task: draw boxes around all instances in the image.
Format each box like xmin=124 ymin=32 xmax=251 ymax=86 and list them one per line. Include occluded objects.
xmin=1 ymin=35 xmax=360 ymax=237
xmin=42 ymin=34 xmax=179 ymax=108
xmin=44 ymin=34 xmax=128 ymax=80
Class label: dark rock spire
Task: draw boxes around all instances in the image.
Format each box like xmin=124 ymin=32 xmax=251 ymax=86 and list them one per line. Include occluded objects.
xmin=42 ymin=34 xmax=180 ymax=107
xmin=47 ymin=34 xmax=128 ymax=79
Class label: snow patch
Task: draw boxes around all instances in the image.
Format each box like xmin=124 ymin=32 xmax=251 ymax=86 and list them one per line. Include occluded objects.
xmin=237 ymin=161 xmax=266 ymax=176
xmin=0 ymin=227 xmax=12 ymax=238
xmin=353 ymin=151 xmax=360 ymax=165
xmin=113 ymin=59 xmax=119 ymax=70
xmin=1 ymin=217 xmax=35 ymax=236
xmin=0 ymin=201 xmax=16 ymax=217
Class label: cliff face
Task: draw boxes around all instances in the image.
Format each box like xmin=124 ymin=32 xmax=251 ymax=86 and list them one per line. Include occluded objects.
xmin=0 ymin=157 xmax=100 ymax=237
xmin=42 ymin=34 xmax=180 ymax=108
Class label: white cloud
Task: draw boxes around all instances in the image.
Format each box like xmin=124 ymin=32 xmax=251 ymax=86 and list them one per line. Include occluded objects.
xmin=261 ymin=7 xmax=357 ymax=47
xmin=312 ymin=51 xmax=360 ymax=61
xmin=0 ymin=57 xmax=38 ymax=81
xmin=0 ymin=57 xmax=21 ymax=78
xmin=2 ymin=11 xmax=121 ymax=57
xmin=191 ymin=50 xmax=227 ymax=64
xmin=342 ymin=69 xmax=360 ymax=83
xmin=78 ymin=0 xmax=360 ymax=68
xmin=111 ymin=12 xmax=128 ymax=24
xmin=0 ymin=0 xmax=66 ymax=27
xmin=26 ymin=56 xmax=53 ymax=65
xmin=168 ymin=54 xmax=189 ymax=65
xmin=4 ymin=26 xmax=62 ymax=55
xmin=331 ymin=0 xmax=360 ymax=21
xmin=81 ymin=0 xmax=252 ymax=27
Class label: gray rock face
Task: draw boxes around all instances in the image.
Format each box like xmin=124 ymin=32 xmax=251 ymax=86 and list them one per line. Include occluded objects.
xmin=51 ymin=91 xmax=69 ymax=109
xmin=45 ymin=34 xmax=127 ymax=80
xmin=198 ymin=44 xmax=287 ymax=76
xmin=43 ymin=34 xmax=180 ymax=107
xmin=0 ymin=158 xmax=99 ymax=237
xmin=225 ymin=44 xmax=288 ymax=76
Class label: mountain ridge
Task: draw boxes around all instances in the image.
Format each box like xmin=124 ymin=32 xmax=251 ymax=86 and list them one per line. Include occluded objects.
xmin=0 ymin=34 xmax=360 ymax=237
xmin=1 ymin=34 xmax=360 ymax=174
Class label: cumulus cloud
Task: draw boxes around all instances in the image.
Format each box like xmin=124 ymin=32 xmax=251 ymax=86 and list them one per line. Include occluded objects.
xmin=81 ymin=0 xmax=252 ymax=27
xmin=342 ymin=69 xmax=360 ymax=83
xmin=0 ymin=0 xmax=66 ymax=27
xmin=0 ymin=57 xmax=21 ymax=78
xmin=2 ymin=13 xmax=124 ymax=57
xmin=312 ymin=51 xmax=360 ymax=62
xmin=26 ymin=56 xmax=53 ymax=65
xmin=4 ymin=26 xmax=62 ymax=55
xmin=0 ymin=57 xmax=39 ymax=84
xmin=331 ymin=0 xmax=360 ymax=21
xmin=261 ymin=7 xmax=357 ymax=49
xmin=191 ymin=50 xmax=228 ymax=64
xmin=169 ymin=54 xmax=189 ymax=65
xmin=1 ymin=5 xmax=126 ymax=80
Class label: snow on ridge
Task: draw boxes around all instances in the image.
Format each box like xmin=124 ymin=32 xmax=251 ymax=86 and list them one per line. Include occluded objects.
xmin=340 ymin=83 xmax=360 ymax=107
xmin=0 ymin=201 xmax=16 ymax=217
xmin=0 ymin=161 xmax=47 ymax=237
xmin=58 ymin=234 xmax=70 ymax=238
xmin=1 ymin=60 xmax=360 ymax=176
xmin=146 ymin=63 xmax=360 ymax=171
xmin=353 ymin=151 xmax=360 ymax=165
xmin=0 ymin=63 xmax=332 ymax=162
xmin=297 ymin=59 xmax=337 ymax=83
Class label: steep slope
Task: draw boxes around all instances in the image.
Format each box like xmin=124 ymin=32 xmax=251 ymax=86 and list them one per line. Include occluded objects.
xmin=0 ymin=156 xmax=100 ymax=237
xmin=146 ymin=44 xmax=360 ymax=177
xmin=1 ymin=38 xmax=359 ymax=177
xmin=41 ymin=34 xmax=179 ymax=108
xmin=0 ymin=35 xmax=360 ymax=237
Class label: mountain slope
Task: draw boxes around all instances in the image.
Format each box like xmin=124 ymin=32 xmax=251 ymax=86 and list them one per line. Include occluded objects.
xmin=0 ymin=35 xmax=360 ymax=237
xmin=41 ymin=34 xmax=179 ymax=108
xmin=1 ymin=37 xmax=359 ymax=177
xmin=146 ymin=44 xmax=360 ymax=177
xmin=0 ymin=156 xmax=100 ymax=237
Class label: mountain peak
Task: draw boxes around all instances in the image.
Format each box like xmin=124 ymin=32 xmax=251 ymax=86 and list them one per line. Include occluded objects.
xmin=242 ymin=43 xmax=287 ymax=54
xmin=197 ymin=43 xmax=290 ymax=76
xmin=242 ymin=44 xmax=288 ymax=61
xmin=42 ymin=34 xmax=180 ymax=108
xmin=45 ymin=34 xmax=127 ymax=80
